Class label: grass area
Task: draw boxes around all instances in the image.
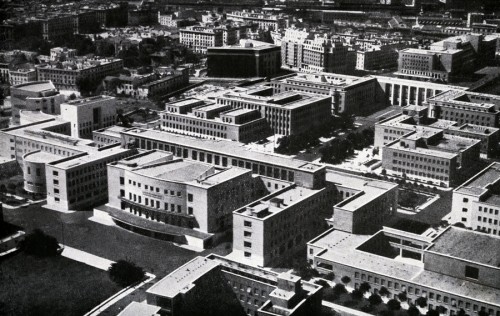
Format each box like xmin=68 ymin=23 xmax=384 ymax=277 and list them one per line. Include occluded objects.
xmin=0 ymin=252 xmax=122 ymax=316
xmin=398 ymin=189 xmax=431 ymax=210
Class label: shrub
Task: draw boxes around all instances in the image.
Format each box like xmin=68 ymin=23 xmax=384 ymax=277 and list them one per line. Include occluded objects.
xmin=341 ymin=276 xmax=351 ymax=284
xmin=359 ymin=282 xmax=371 ymax=294
xmin=398 ymin=291 xmax=408 ymax=302
xmin=379 ymin=286 xmax=391 ymax=297
xmin=314 ymin=279 xmax=330 ymax=288
xmin=416 ymin=297 xmax=428 ymax=308
xmin=343 ymin=300 xmax=358 ymax=308
xmin=332 ymin=283 xmax=347 ymax=296
xmin=351 ymin=289 xmax=364 ymax=301
xmin=325 ymin=272 xmax=335 ymax=281
xmin=368 ymin=293 xmax=383 ymax=306
xmin=108 ymin=260 xmax=145 ymax=287
xmin=323 ymin=288 xmax=338 ymax=303
xmin=20 ymin=229 xmax=60 ymax=257
xmin=408 ymin=305 xmax=421 ymax=316
xmin=387 ymin=299 xmax=401 ymax=311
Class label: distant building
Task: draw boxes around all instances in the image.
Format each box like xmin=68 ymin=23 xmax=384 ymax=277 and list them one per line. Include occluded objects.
xmin=451 ymin=162 xmax=500 ymax=236
xmin=60 ymin=96 xmax=117 ymax=139
xmin=226 ymin=11 xmax=289 ymax=31
xmin=356 ymin=44 xmax=405 ymax=71
xmin=50 ymin=47 xmax=77 ymax=61
xmin=207 ymin=40 xmax=281 ymax=78
xmin=161 ymin=98 xmax=271 ymax=143
xmin=9 ymin=69 xmax=37 ymax=86
xmin=179 ymin=26 xmax=223 ymax=54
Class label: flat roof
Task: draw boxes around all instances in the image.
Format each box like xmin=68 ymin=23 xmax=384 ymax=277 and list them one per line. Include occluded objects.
xmin=136 ymin=160 xmax=214 ymax=183
xmin=64 ymin=95 xmax=114 ymax=106
xmin=53 ymin=146 xmax=130 ymax=169
xmin=121 ymin=129 xmax=325 ymax=173
xmin=117 ymin=302 xmax=161 ymax=316
xmin=24 ymin=151 xmax=61 ymax=164
xmin=282 ymin=72 xmax=374 ymax=88
xmin=219 ymin=90 xmax=329 ymax=110
xmin=11 ymin=81 xmax=56 ymax=92
xmin=222 ymin=108 xmax=256 ymax=117
xmin=147 ymin=256 xmax=220 ymax=298
xmin=427 ymin=227 xmax=500 ymax=267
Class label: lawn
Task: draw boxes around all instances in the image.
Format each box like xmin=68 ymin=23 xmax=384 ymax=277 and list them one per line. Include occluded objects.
xmin=0 ymin=252 xmax=122 ymax=316
xmin=398 ymin=189 xmax=431 ymax=210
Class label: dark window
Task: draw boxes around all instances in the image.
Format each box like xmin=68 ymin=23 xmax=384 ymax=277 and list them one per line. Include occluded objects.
xmin=465 ymin=266 xmax=479 ymax=279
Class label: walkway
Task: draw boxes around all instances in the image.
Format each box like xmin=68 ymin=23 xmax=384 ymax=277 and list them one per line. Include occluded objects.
xmin=61 ymin=245 xmax=114 ymax=270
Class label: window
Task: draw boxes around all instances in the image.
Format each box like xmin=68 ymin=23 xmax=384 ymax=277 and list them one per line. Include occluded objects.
xmin=244 ymin=241 xmax=252 ymax=248
xmin=53 ymin=179 xmax=59 ymax=185
xmin=188 ymin=207 xmax=193 ymax=215
xmin=244 ymin=221 xmax=252 ymax=227
xmin=177 ymin=205 xmax=181 ymax=213
xmin=465 ymin=265 xmax=479 ymax=279
xmin=119 ymin=177 xmax=124 ymax=185
xmin=188 ymin=193 xmax=193 ymax=202
xmin=244 ymin=252 xmax=251 ymax=258
xmin=244 ymin=231 xmax=252 ymax=237
xmin=54 ymin=188 xmax=59 ymax=194
xmin=53 ymin=171 xmax=58 ymax=176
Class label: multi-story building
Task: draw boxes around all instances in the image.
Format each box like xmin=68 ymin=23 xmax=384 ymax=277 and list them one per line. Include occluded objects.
xmin=137 ymin=254 xmax=322 ymax=316
xmin=60 ymin=96 xmax=117 ymax=139
xmin=381 ymin=130 xmax=481 ymax=187
xmin=426 ymin=90 xmax=500 ymax=127
xmin=50 ymin=47 xmax=77 ymax=61
xmin=39 ymin=14 xmax=75 ymax=41
xmin=0 ymin=64 xmax=9 ymax=84
xmin=9 ymin=81 xmax=66 ymax=125
xmin=119 ymin=128 xmax=326 ymax=190
xmin=356 ymin=44 xmax=401 ymax=71
xmin=9 ymin=69 xmax=37 ymax=86
xmin=207 ymin=40 xmax=281 ymax=78
xmin=308 ymin=226 xmax=500 ymax=316
xmin=269 ymin=72 xmax=379 ymax=114
xmin=92 ymin=125 xmax=125 ymax=148
xmin=216 ymin=87 xmax=332 ymax=135
xmin=36 ymin=57 xmax=123 ymax=90
xmin=179 ymin=26 xmax=223 ymax=55
xmin=161 ymin=98 xmax=271 ymax=143
xmin=375 ymin=113 xmax=500 ymax=156
xmin=136 ymin=69 xmax=189 ymax=100
xmin=451 ymin=162 xmax=500 ymax=236
xmin=232 ymin=183 xmax=334 ymax=267
xmin=281 ymin=28 xmax=351 ymax=74
xmin=102 ymin=150 xmax=288 ymax=248
xmin=226 ymin=11 xmax=289 ymax=31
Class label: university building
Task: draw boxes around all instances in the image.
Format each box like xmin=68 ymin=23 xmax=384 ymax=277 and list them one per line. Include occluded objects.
xmin=161 ymin=98 xmax=271 ymax=143
xmin=451 ymin=162 xmax=500 ymax=236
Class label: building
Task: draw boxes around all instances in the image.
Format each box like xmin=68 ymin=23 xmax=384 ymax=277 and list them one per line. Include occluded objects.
xmin=36 ymin=57 xmax=123 ymax=91
xmin=308 ymin=226 xmax=500 ymax=316
xmin=381 ymin=129 xmax=481 ymax=187
xmin=137 ymin=254 xmax=322 ymax=316
xmin=60 ymin=96 xmax=117 ymax=139
xmin=232 ymin=183 xmax=334 ymax=267
xmin=101 ymin=150 xmax=289 ymax=248
xmin=136 ymin=69 xmax=189 ymax=100
xmin=269 ymin=73 xmax=379 ymax=114
xmin=216 ymin=87 xmax=332 ymax=136
xmin=40 ymin=14 xmax=75 ymax=41
xmin=161 ymin=98 xmax=271 ymax=143
xmin=9 ymin=69 xmax=37 ymax=86
xmin=281 ymin=28 xmax=351 ymax=74
xmin=119 ymin=128 xmax=326 ymax=190
xmin=226 ymin=11 xmax=289 ymax=31
xmin=451 ymin=162 xmax=500 ymax=236
xmin=376 ymin=113 xmax=500 ymax=156
xmin=179 ymin=26 xmax=223 ymax=55
xmin=207 ymin=40 xmax=281 ymax=78
xmin=50 ymin=47 xmax=77 ymax=61
xmin=0 ymin=64 xmax=9 ymax=84
xmin=356 ymin=44 xmax=401 ymax=71
xmin=9 ymin=81 xmax=66 ymax=125
xmin=93 ymin=125 xmax=125 ymax=148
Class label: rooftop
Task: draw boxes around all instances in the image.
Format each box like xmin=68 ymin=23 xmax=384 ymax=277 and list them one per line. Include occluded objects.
xmin=282 ymin=72 xmax=374 ymax=88
xmin=219 ymin=90 xmax=329 ymax=110
xmin=427 ymin=226 xmax=500 ymax=267
xmin=116 ymin=302 xmax=161 ymax=316
xmin=455 ymin=162 xmax=500 ymax=196
xmin=23 ymin=150 xmax=62 ymax=164
xmin=53 ymin=145 xmax=130 ymax=170
xmin=11 ymin=81 xmax=57 ymax=93
xmin=64 ymin=95 xmax=115 ymax=106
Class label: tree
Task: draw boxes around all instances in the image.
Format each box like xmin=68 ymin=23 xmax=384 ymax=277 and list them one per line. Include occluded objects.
xmin=292 ymin=260 xmax=319 ymax=280
xmin=387 ymin=299 xmax=401 ymax=311
xmin=341 ymin=276 xmax=351 ymax=284
xmin=20 ymin=229 xmax=60 ymax=257
xmin=69 ymin=93 xmax=77 ymax=100
xmin=408 ymin=305 xmax=421 ymax=316
xmin=325 ymin=272 xmax=335 ymax=281
xmin=359 ymin=282 xmax=371 ymax=294
xmin=350 ymin=289 xmax=364 ymax=300
xmin=379 ymin=286 xmax=391 ymax=297
xmin=478 ymin=311 xmax=489 ymax=316
xmin=368 ymin=293 xmax=383 ymax=306
xmin=108 ymin=260 xmax=145 ymax=287
xmin=315 ymin=279 xmax=331 ymax=288
xmin=332 ymin=283 xmax=348 ymax=296
xmin=457 ymin=309 xmax=467 ymax=316
xmin=416 ymin=297 xmax=428 ymax=308
xmin=398 ymin=291 xmax=408 ymax=302
xmin=426 ymin=310 xmax=440 ymax=316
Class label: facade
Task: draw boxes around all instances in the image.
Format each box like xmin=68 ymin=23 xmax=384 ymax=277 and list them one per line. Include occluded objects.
xmin=281 ymin=28 xmax=350 ymax=74
xmin=451 ymin=162 xmax=500 ymax=236
xmin=161 ymin=98 xmax=271 ymax=143
xmin=40 ymin=14 xmax=75 ymax=41
xmin=232 ymin=183 xmax=334 ymax=267
xmin=270 ymin=73 xmax=379 ymax=114
xmin=0 ymin=63 xmax=9 ymax=84
xmin=226 ymin=11 xmax=288 ymax=31
xmin=136 ymin=69 xmax=189 ymax=99
xmin=179 ymin=26 xmax=223 ymax=54
xmin=142 ymin=254 xmax=322 ymax=316
xmin=308 ymin=226 xmax=500 ymax=316
xmin=207 ymin=40 xmax=281 ymax=78
xmin=36 ymin=57 xmax=123 ymax=91
xmin=103 ymin=150 xmax=284 ymax=248
xmin=216 ymin=87 xmax=332 ymax=136
xmin=381 ymin=130 xmax=481 ymax=187
xmin=60 ymin=96 xmax=117 ymax=139
xmin=356 ymin=44 xmax=400 ymax=71
xmin=119 ymin=128 xmax=326 ymax=190
xmin=9 ymin=69 xmax=37 ymax=86
xmin=9 ymin=81 xmax=66 ymax=125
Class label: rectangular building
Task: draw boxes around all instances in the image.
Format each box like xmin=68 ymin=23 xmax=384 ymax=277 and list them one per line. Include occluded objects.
xmin=9 ymin=69 xmax=37 ymax=86
xmin=179 ymin=26 xmax=223 ymax=55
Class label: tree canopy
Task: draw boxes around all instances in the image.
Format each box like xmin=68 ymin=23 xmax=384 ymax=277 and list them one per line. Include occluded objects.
xmin=20 ymin=229 xmax=60 ymax=257
xmin=108 ymin=260 xmax=145 ymax=287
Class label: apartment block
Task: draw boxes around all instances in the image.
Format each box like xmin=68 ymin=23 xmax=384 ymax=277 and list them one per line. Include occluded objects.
xmin=269 ymin=73 xmax=378 ymax=114
xmin=139 ymin=254 xmax=321 ymax=316
xmin=207 ymin=40 xmax=281 ymax=78
xmin=9 ymin=81 xmax=66 ymax=125
xmin=232 ymin=183 xmax=334 ymax=267
xmin=119 ymin=128 xmax=326 ymax=190
xmin=216 ymin=87 xmax=332 ymax=135
xmin=36 ymin=57 xmax=123 ymax=90
xmin=179 ymin=26 xmax=223 ymax=54
xmin=381 ymin=130 xmax=481 ymax=187
xmin=60 ymin=96 xmax=117 ymax=139
xmin=451 ymin=162 xmax=500 ymax=236
xmin=308 ymin=226 xmax=500 ymax=316
xmin=102 ymin=150 xmax=286 ymax=248
xmin=161 ymin=98 xmax=271 ymax=143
